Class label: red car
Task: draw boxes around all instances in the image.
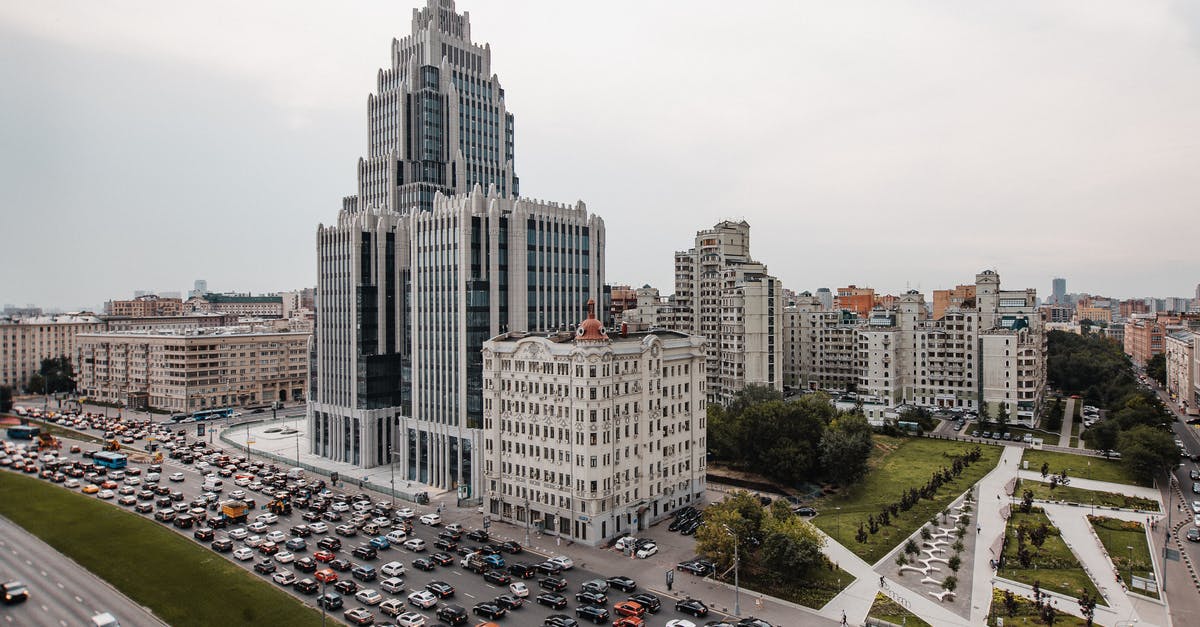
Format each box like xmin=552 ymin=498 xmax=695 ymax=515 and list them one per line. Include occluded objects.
xmin=614 ymin=601 xmax=645 ymax=618
xmin=314 ymin=550 xmax=336 ymax=562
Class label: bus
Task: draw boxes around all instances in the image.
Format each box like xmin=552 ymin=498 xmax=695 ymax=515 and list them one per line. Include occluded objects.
xmin=93 ymin=451 xmax=128 ymax=470
xmin=192 ymin=408 xmax=235 ymax=421
xmin=6 ymin=425 xmax=40 ymax=440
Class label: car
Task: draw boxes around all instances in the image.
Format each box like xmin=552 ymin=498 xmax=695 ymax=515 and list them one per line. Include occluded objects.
xmin=1192 ymin=501 xmax=1200 ymax=515
xmin=1195 ymin=514 xmax=1200 ymax=528
xmin=465 ymin=529 xmax=490 ymax=542
xmin=117 ymin=495 xmax=137 ymax=507
xmin=234 ymin=547 xmax=255 ymax=561
xmin=65 ymin=478 xmax=81 ymax=489
xmin=380 ymin=576 xmax=405 ymax=594
xmin=575 ymin=605 xmax=609 ymax=624
xmin=1 ymin=581 xmax=30 ymax=605
xmin=256 ymin=512 xmax=279 ymax=525
xmin=352 ymin=565 xmax=378 ymax=581
xmin=793 ymin=506 xmax=817 ymax=516
xmin=295 ymin=556 xmax=317 ymax=573
xmin=426 ymin=580 xmax=454 ymax=598
xmin=431 ymin=552 xmax=454 ymax=566
xmin=394 ymin=610 xmax=426 ymax=625
xmin=494 ymin=593 xmax=523 ymax=610
xmin=309 ymin=521 xmax=329 ymax=534
xmin=194 ymin=527 xmax=215 ymax=541
xmin=675 ymin=598 xmax=709 ymax=617
xmin=254 ymin=559 xmax=277 ymax=574
xmin=403 ymin=538 xmax=426 ymax=552
xmin=548 ymin=555 xmax=574 ymax=570
xmin=482 ymin=553 xmax=506 ymax=568
xmin=606 ymin=576 xmax=637 ymax=593
xmin=664 ymin=621 xmax=697 ymax=627
xmin=352 ymin=545 xmax=378 ymax=560
xmin=318 ymin=536 xmax=343 ymax=551
xmin=379 ymin=560 xmax=406 ymax=577
xmin=407 ymin=590 xmax=438 ymax=610
xmin=1193 ymin=482 xmax=1200 ymax=495
xmin=613 ymin=618 xmax=645 ymax=627
xmin=244 ymin=535 xmax=264 ymax=548
xmin=314 ymin=550 xmax=336 ymax=563
xmin=335 ymin=579 xmax=360 ymax=595
xmin=544 ymin=615 xmax=580 ymax=627
xmin=436 ymin=604 xmax=469 ymax=625
xmin=412 ymin=557 xmax=435 ymax=571
xmin=635 ymin=544 xmax=658 ymax=559
xmin=536 ymin=560 xmax=564 ymax=575
xmin=676 ymin=560 xmax=711 ymax=576
xmin=536 ymin=592 xmax=568 ymax=609
xmin=355 ymin=588 xmax=384 ymax=606
xmin=337 ymin=524 xmax=359 ymax=537
xmin=736 ymin=619 xmax=773 ymax=627
xmin=330 ymin=558 xmax=353 ymax=572
xmin=539 ymin=576 xmax=568 ymax=592
xmin=275 ymin=551 xmax=296 ymax=564
xmin=614 ymin=600 xmax=646 ymax=617
xmin=265 ymin=530 xmax=286 ymax=543
xmin=211 ymin=537 xmax=234 ymax=552
xmin=473 ymin=601 xmax=507 ymax=620
xmin=249 ymin=521 xmax=270 ymax=533
xmin=509 ymin=581 xmax=530 ymax=597
xmin=343 ymin=606 xmax=375 ymax=626
xmin=508 ymin=563 xmax=536 ymax=579
xmin=169 ymin=472 xmax=185 ymax=482
xmin=395 ymin=507 xmax=415 ymax=519
xmin=259 ymin=542 xmax=280 ymax=556
xmin=1187 ymin=528 xmax=1200 ymax=542
xmin=419 ymin=513 xmax=441 ymax=526
xmin=272 ymin=571 xmax=298 ymax=586
xmin=315 ymin=568 xmax=339 ymax=584
xmin=82 ymin=484 xmax=100 ymax=494
xmin=483 ymin=570 xmax=511 ymax=585
xmin=319 ymin=592 xmax=344 ymax=610
xmin=433 ymin=537 xmax=457 ymax=552
xmin=576 ymin=590 xmax=607 ymax=605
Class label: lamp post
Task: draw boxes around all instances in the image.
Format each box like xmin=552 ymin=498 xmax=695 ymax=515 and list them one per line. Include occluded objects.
xmin=524 ymin=498 xmax=531 ymax=546
xmin=1126 ymin=545 xmax=1134 ymax=587
xmin=835 ymin=507 xmax=842 ymax=540
xmin=722 ymin=523 xmax=741 ymax=617
xmin=320 ymin=578 xmax=327 ymax=627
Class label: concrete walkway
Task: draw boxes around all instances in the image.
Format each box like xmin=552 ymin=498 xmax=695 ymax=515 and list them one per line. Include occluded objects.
xmin=1060 ymin=397 xmax=1076 ymax=447
xmin=968 ymin=445 xmax=1024 ymax=624
xmin=1016 ymin=470 xmax=1162 ymax=502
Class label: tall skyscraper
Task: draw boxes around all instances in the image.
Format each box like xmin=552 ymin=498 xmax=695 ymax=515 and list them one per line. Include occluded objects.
xmin=310 ymin=1 xmax=604 ymax=496
xmin=1051 ymin=277 xmax=1066 ymax=305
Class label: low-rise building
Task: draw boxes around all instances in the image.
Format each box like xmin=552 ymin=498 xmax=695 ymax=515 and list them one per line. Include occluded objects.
xmin=185 ymin=293 xmax=284 ymax=318
xmin=106 ymin=294 xmax=184 ymax=317
xmin=102 ymin=313 xmax=238 ymax=332
xmin=0 ymin=315 xmax=106 ymax=390
xmin=1165 ymin=331 xmax=1196 ymax=415
xmin=481 ymin=301 xmax=706 ymax=546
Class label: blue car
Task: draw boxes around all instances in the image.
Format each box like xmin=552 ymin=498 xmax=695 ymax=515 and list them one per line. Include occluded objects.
xmin=369 ymin=536 xmax=390 ymax=550
xmin=483 ymin=553 xmax=505 ymax=568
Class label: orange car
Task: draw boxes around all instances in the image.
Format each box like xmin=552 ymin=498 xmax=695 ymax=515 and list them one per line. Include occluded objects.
xmin=614 ymin=601 xmax=645 ymax=617
xmin=82 ymin=484 xmax=100 ymax=494
xmin=314 ymin=568 xmax=338 ymax=584
xmin=613 ymin=616 xmax=644 ymax=627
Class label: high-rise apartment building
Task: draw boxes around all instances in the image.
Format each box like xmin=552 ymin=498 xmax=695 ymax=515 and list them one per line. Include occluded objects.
xmin=814 ymin=287 xmax=833 ymax=311
xmin=480 ymin=301 xmax=707 ymax=545
xmin=310 ymin=1 xmax=605 ymax=496
xmin=782 ymin=294 xmax=860 ymax=392
xmin=670 ymin=220 xmax=782 ymax=403
xmin=1051 ymin=278 xmax=1066 ymax=305
xmin=0 ymin=315 xmax=105 ymax=390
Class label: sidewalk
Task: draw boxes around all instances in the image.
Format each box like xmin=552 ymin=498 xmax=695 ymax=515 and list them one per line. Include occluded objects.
xmin=1059 ymin=397 xmax=1075 ymax=447
xmin=1015 ymin=470 xmax=1161 ymax=502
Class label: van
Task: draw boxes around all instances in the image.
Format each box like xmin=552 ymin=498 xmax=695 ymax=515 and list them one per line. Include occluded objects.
xmin=286 ymin=468 xmax=304 ymax=480
xmin=385 ymin=530 xmax=408 ymax=544
xmin=90 ymin=613 xmax=120 ymax=627
xmin=202 ymin=478 xmax=223 ymax=492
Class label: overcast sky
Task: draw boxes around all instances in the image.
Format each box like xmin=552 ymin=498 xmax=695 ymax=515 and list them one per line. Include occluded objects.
xmin=2 ymin=0 xmax=1198 ymax=311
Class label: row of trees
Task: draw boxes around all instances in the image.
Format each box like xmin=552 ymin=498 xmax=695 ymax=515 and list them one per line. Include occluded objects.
xmin=707 ymin=386 xmax=874 ymax=486
xmin=694 ymin=491 xmax=828 ymax=583
xmin=855 ymin=447 xmax=984 ymax=543
xmin=896 ymin=492 xmax=974 ymax=600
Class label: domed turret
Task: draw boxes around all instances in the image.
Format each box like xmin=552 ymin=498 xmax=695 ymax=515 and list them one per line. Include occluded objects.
xmin=575 ymin=298 xmax=608 ymax=343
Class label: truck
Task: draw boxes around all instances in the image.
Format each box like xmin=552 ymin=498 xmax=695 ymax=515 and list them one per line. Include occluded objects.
xmin=102 ymin=439 xmax=121 ymax=452
xmin=219 ymin=500 xmax=249 ymax=525
xmin=37 ymin=432 xmax=62 ymax=451
xmin=267 ymin=498 xmax=292 ymax=516
xmin=460 ymin=553 xmax=488 ymax=574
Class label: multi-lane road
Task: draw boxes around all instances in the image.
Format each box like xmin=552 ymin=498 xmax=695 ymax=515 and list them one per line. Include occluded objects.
xmin=0 ymin=515 xmax=164 ymax=627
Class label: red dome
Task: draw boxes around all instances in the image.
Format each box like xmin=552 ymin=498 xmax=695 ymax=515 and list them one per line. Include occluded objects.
xmin=576 ymin=298 xmax=608 ymax=342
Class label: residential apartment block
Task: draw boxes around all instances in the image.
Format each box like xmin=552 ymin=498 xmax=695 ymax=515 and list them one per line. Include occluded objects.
xmin=75 ymin=325 xmax=309 ymax=411
xmin=932 ymin=284 xmax=975 ymax=320
xmin=0 ymin=315 xmax=106 ymax=390
xmin=1164 ymin=330 xmax=1195 ymax=415
xmin=185 ymin=293 xmax=284 ymax=318
xmin=671 ymin=220 xmax=782 ymax=404
xmin=107 ymin=294 xmax=184 ymax=317
xmin=480 ymin=301 xmax=707 ymax=546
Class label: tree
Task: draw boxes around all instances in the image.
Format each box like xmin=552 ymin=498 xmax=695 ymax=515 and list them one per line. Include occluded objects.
xmin=978 ymin=403 xmax=992 ymax=432
xmin=1082 ymin=419 xmax=1119 ymax=453
xmin=32 ymin=357 xmax=76 ymax=394
xmin=759 ymin=514 xmax=826 ymax=574
xmin=995 ymin=403 xmax=1009 ymax=434
xmin=693 ymin=491 xmax=765 ymax=571
xmin=947 ymin=554 xmax=961 ymax=572
xmin=819 ymin=413 xmax=873 ymax=485
xmin=1078 ymin=591 xmax=1097 ymax=627
xmin=1043 ymin=397 xmax=1064 ymax=432
xmin=0 ymin=386 xmax=12 ymax=413
xmin=940 ymin=575 xmax=957 ymax=597
xmin=1146 ymin=353 xmax=1166 ymax=388
xmin=1118 ymin=425 xmax=1180 ymax=483
xmin=895 ymin=552 xmax=910 ymax=569
xmin=904 ymin=539 xmax=919 ymax=556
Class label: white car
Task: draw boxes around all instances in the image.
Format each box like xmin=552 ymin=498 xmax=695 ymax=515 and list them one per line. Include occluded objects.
xmin=234 ymin=477 xmax=252 ymax=487
xmin=228 ymin=527 xmax=249 ymax=540
xmin=396 ymin=611 xmax=427 ymax=626
xmin=266 ymin=531 xmax=287 ymax=543
xmin=636 ymin=544 xmax=659 ymax=559
xmin=124 ymin=476 xmax=141 ymax=486
xmin=386 ymin=530 xmax=408 ymax=544
xmin=229 ymin=489 xmax=247 ymax=500
xmin=355 ymin=589 xmax=384 ymax=605
xmin=272 ymin=571 xmax=297 ymax=586
xmin=445 ymin=522 xmax=463 ymax=533
xmin=509 ymin=582 xmax=529 ymax=598
xmin=97 ymin=490 xmax=115 ymax=499
xmin=308 ymin=521 xmax=329 ymax=534
xmin=666 ymin=621 xmax=698 ymax=627
xmin=1194 ymin=515 xmax=1200 ymax=528
xmin=331 ymin=502 xmax=350 ymax=513
xmin=145 ymin=472 xmax=160 ymax=482
xmin=244 ymin=535 xmax=264 ymax=548
xmin=379 ymin=599 xmax=406 ymax=618
xmin=371 ymin=516 xmax=391 ymax=529
xmin=395 ymin=508 xmax=416 ymax=519
xmin=418 ymin=513 xmax=441 ymax=526
xmin=169 ymin=472 xmax=185 ymax=482
xmin=275 ymin=551 xmax=295 ymax=564
xmin=380 ymin=577 xmax=405 ymax=594
xmin=233 ymin=547 xmax=255 ymax=561
xmin=1192 ymin=501 xmax=1200 ymax=515
xmin=249 ymin=521 xmax=269 ymax=533
xmin=407 ymin=590 xmax=438 ymax=609
xmin=256 ymin=513 xmax=279 ymax=525
xmin=64 ymin=478 xmax=80 ymax=488
xmin=548 ymin=555 xmax=574 ymax=570
xmin=381 ymin=561 xmax=407 ymax=577
xmin=403 ymin=538 xmax=426 ymax=552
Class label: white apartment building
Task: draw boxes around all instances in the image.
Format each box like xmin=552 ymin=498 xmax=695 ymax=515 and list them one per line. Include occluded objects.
xmin=1165 ymin=331 xmax=1196 ymax=415
xmin=783 ymin=295 xmax=860 ymax=392
xmin=481 ymin=301 xmax=707 ymax=546
xmin=0 ymin=315 xmax=105 ymax=390
xmin=672 ymin=220 xmax=783 ymax=403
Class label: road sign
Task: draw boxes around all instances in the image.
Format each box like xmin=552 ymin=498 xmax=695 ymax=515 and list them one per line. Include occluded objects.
xmin=197 ymin=424 xmax=205 ymax=437
xmin=1165 ymin=548 xmax=1181 ymax=561
xmin=483 ymin=515 xmax=491 ymax=530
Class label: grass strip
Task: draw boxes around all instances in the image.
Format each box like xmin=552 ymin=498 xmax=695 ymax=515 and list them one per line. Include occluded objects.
xmin=0 ymin=470 xmax=325 ymax=626
xmin=1020 ymin=480 xmax=1159 ymax=512
xmin=998 ymin=508 xmax=1104 ymax=604
xmin=986 ymin=588 xmax=1089 ymax=626
xmin=1020 ymin=449 xmax=1149 ymax=487
xmin=867 ymin=592 xmax=932 ymax=627
xmin=811 ymin=436 xmax=1002 ymax=564
xmin=1088 ymin=515 xmax=1158 ymax=599
xmin=736 ymin=561 xmax=854 ymax=610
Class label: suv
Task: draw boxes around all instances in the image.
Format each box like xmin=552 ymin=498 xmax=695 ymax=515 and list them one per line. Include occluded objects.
xmin=436 ymin=604 xmax=468 ymax=625
xmin=351 ymin=565 xmax=377 ymax=582
xmin=575 ymin=605 xmax=610 ymax=624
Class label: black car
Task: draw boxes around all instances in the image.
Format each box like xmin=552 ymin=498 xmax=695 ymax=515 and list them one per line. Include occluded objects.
xmin=436 ymin=604 xmax=468 ymax=626
xmin=499 ymin=540 xmax=522 ymax=554
xmin=507 ymin=562 xmax=536 ymax=579
xmin=677 ymin=560 xmax=711 ymax=576
xmin=352 ymin=545 xmax=377 ymax=560
xmin=412 ymin=558 xmax=436 ymax=571
xmin=193 ymin=527 xmax=215 ymax=541
xmin=426 ymin=580 xmax=455 ymax=598
xmin=465 ymin=529 xmax=490 ymax=542
xmin=319 ymin=592 xmax=344 ymax=610
xmin=329 ymin=558 xmax=353 ymax=572
xmin=606 ymin=576 xmax=636 ymax=592
xmin=539 ymin=576 xmax=568 ymax=592
xmin=575 ymin=605 xmax=609 ymax=624
xmin=294 ymin=578 xmax=320 ymax=594
xmin=290 ymin=524 xmax=312 ymax=537
xmin=575 ymin=590 xmax=607 ymax=605
xmin=211 ymin=538 xmax=234 ymax=552
xmin=295 ymin=557 xmax=318 ymax=573
xmin=473 ymin=601 xmax=507 ymax=620
xmin=483 ymin=570 xmax=511 ymax=585
xmin=254 ymin=559 xmax=276 ymax=575
xmin=1187 ymin=527 xmax=1200 ymax=542
xmin=737 ymin=618 xmax=773 ymax=627
xmin=494 ymin=594 xmax=523 ymax=610
xmin=318 ymin=537 xmax=342 ymax=551
xmin=580 ymin=579 xmax=609 ymax=594
xmin=334 ymin=580 xmax=360 ymax=595
xmin=302 ymin=510 xmax=322 ymax=522
xmin=205 ymin=516 xmax=228 ymax=529
xmin=351 ymin=565 xmax=377 ymax=582
xmin=536 ymin=592 xmax=568 ymax=610
xmin=434 ymin=538 xmax=457 ymax=552
xmin=1 ymin=581 xmax=29 ymax=605
xmin=438 ymin=529 xmax=462 ymax=541
xmin=629 ymin=592 xmax=661 ymax=613
xmin=676 ymin=598 xmax=709 ymax=617
xmin=543 ymin=615 xmax=579 ymax=627
xmin=536 ymin=561 xmax=564 ymax=575
xmin=431 ymin=552 xmax=454 ymax=566
xmin=793 ymin=506 xmax=817 ymax=516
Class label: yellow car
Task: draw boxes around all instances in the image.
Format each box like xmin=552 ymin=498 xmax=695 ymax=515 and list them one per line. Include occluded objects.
xmin=81 ymin=484 xmax=100 ymax=494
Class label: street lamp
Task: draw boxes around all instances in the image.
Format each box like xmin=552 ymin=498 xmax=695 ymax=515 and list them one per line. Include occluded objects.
xmin=721 ymin=523 xmax=741 ymax=617
xmin=525 ymin=499 xmax=531 ymax=546
xmin=320 ymin=578 xmax=327 ymax=627
xmin=835 ymin=507 xmax=842 ymax=540
xmin=1126 ymin=545 xmax=1134 ymax=587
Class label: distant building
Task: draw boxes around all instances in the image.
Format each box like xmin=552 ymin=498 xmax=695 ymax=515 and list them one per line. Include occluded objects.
xmin=932 ymin=284 xmax=976 ymax=320
xmin=75 ymin=324 xmax=309 ymax=411
xmin=607 ymin=285 xmax=639 ymax=323
xmin=103 ymin=313 xmax=239 ymax=332
xmin=1075 ymin=305 xmax=1113 ymax=325
xmin=783 ymin=295 xmax=860 ymax=392
xmin=1051 ymin=278 xmax=1066 ymax=305
xmin=1123 ymin=314 xmax=1178 ymax=366
xmin=1120 ymin=299 xmax=1149 ymax=319
xmin=1165 ymin=331 xmax=1196 ymax=415
xmin=107 ymin=294 xmax=184 ymax=317
xmin=481 ymin=301 xmax=707 ymax=546
xmin=186 ymin=293 xmax=284 ymax=318
xmin=1040 ymin=305 xmax=1072 ymax=324
xmin=814 ymin=287 xmax=833 ymax=310
xmin=0 ymin=315 xmax=106 ymax=391
xmin=189 ymin=279 xmax=208 ymax=299
xmin=835 ymin=286 xmax=875 ymax=317
xmin=3 ymin=305 xmax=43 ymax=318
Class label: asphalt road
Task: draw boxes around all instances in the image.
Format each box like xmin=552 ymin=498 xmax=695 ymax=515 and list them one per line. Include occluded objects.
xmin=0 ymin=515 xmax=164 ymax=627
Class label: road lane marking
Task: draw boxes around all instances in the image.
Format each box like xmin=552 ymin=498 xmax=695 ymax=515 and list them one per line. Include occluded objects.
xmin=464 ymin=592 xmax=475 ymax=598
xmin=56 ymin=582 xmax=64 ymax=589
xmin=75 ymin=596 xmax=83 ymax=603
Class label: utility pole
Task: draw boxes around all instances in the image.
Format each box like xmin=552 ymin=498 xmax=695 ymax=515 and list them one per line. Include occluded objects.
xmin=722 ymin=524 xmax=741 ymax=617
xmin=525 ymin=498 xmax=531 ymax=546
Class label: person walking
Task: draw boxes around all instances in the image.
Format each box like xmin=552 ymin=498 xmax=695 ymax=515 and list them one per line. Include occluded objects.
xmin=842 ymin=609 xmax=848 ymax=625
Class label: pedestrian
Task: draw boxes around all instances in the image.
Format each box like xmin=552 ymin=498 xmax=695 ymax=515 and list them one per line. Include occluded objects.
xmin=842 ymin=609 xmax=848 ymax=625
xmin=977 ymin=525 xmax=981 ymax=534
xmin=879 ymin=575 xmax=884 ymax=587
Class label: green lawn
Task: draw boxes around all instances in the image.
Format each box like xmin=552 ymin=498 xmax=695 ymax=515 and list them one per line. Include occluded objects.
xmin=811 ymin=436 xmax=1002 ymax=564
xmin=868 ymin=592 xmax=932 ymax=627
xmin=738 ymin=560 xmax=854 ymax=609
xmin=998 ymin=508 xmax=1104 ymax=604
xmin=1089 ymin=515 xmax=1158 ymax=599
xmin=0 ymin=471 xmax=325 ymax=626
xmin=987 ymin=588 xmax=1090 ymax=626
xmin=1020 ymin=479 xmax=1159 ymax=512
xmin=1020 ymin=449 xmax=1150 ymax=487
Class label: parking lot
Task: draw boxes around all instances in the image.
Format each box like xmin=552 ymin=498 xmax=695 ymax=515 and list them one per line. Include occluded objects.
xmin=2 ymin=409 xmax=762 ymax=627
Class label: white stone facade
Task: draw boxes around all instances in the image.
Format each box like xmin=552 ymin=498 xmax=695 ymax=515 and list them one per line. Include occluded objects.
xmin=481 ymin=323 xmax=707 ymax=546
xmin=0 ymin=315 xmax=105 ymax=390
xmin=1165 ymin=331 xmax=1196 ymax=415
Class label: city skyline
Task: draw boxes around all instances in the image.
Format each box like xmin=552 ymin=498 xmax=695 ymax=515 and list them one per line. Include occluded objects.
xmin=3 ymin=0 xmax=1200 ymax=309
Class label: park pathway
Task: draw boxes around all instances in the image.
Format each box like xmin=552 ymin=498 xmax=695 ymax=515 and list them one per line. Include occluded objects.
xmin=1015 ymin=470 xmax=1161 ymax=502
xmin=968 ymin=445 xmax=1023 ymax=624
xmin=1059 ymin=397 xmax=1076 ymax=447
